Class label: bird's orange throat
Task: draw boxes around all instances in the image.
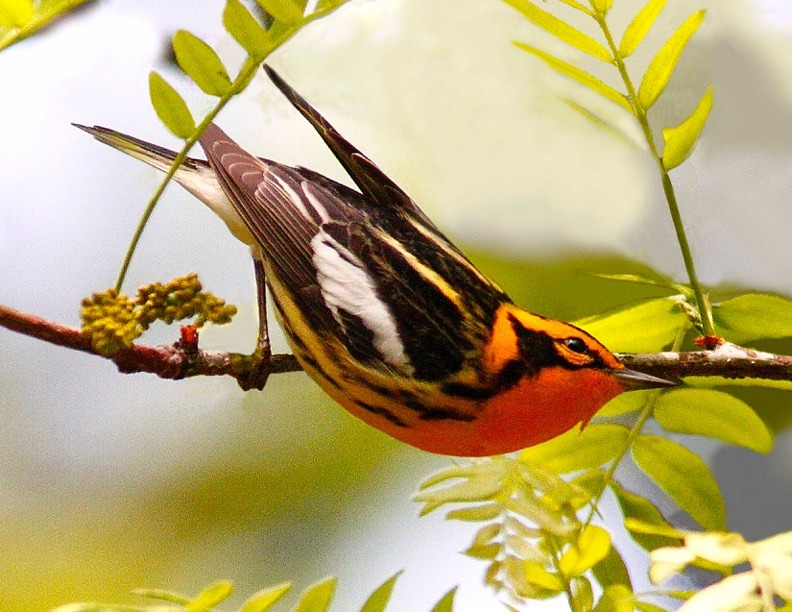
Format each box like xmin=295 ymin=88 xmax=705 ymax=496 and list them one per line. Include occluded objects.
xmin=327 ymin=365 xmax=626 ymax=457
xmin=466 ymin=366 xmax=626 ymax=456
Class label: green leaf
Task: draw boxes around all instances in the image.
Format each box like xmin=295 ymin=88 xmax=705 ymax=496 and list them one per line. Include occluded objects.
xmin=619 ymin=0 xmax=667 ymax=57
xmin=484 ymin=561 xmax=503 ymax=590
xmin=185 ymin=581 xmax=234 ymax=612
xmin=559 ymin=525 xmax=612 ymax=577
xmin=240 ymin=583 xmax=291 ymax=612
xmin=684 ymin=376 xmax=792 ymax=392
xmin=571 ymin=576 xmax=594 ymax=612
xmin=568 ymin=470 xmax=607 ymax=509
xmin=172 ymin=30 xmax=232 ymax=97
xmin=0 ymin=0 xmax=33 ymax=27
xmin=632 ymin=435 xmax=726 ymax=531
xmin=556 ymin=0 xmax=593 ymax=15
xmin=523 ymin=561 xmax=566 ymax=592
xmin=506 ymin=534 xmax=545 ymax=563
xmin=662 ymin=85 xmax=714 ymax=170
xmin=315 ymin=0 xmax=347 ymax=10
xmin=293 ymin=577 xmax=336 ymax=612
xmin=539 ymin=470 xmax=597 ymax=513
xmin=635 ymin=603 xmax=668 ymax=612
xmin=563 ymin=99 xmax=638 ymax=146
xmin=592 ymin=545 xmax=632 ymax=590
xmin=256 ymin=0 xmax=304 ymax=24
xmin=592 ymin=0 xmax=613 ymax=14
xmin=654 ymin=388 xmax=773 ymax=454
xmin=570 ymin=469 xmax=606 ymax=496
xmin=665 ymin=590 xmax=697 ymax=601
xmin=624 ymin=518 xmax=684 ymax=540
xmin=591 ymin=272 xmax=686 ymax=293
xmin=611 ymin=481 xmax=682 ymax=551
xmin=52 ymin=606 xmax=131 ymax=612
xmin=504 ymin=0 xmax=611 ymax=61
xmin=507 ymin=496 xmax=572 ymax=537
xmin=713 ymin=293 xmax=792 ymax=344
xmin=519 ymin=423 xmax=629 ymax=473
xmin=360 ymin=572 xmax=402 ymax=612
xmin=576 ymin=297 xmax=686 ymax=353
xmin=415 ymin=461 xmax=508 ymax=515
xmin=465 ymin=542 xmax=501 ymax=560
xmin=637 ymin=10 xmax=705 ymax=109
xmin=148 ymin=71 xmax=195 ymax=139
xmin=430 ymin=587 xmax=457 ymax=612
xmin=446 ymin=503 xmax=503 ymax=522
xmin=415 ymin=476 xmax=503 ymax=515
xmin=506 ymin=516 xmax=543 ymax=539
xmin=598 ymin=389 xmax=653 ymax=417
xmin=514 ymin=42 xmax=631 ymax=111
xmin=0 ymin=0 xmax=95 ymax=51
xmin=418 ymin=460 xmax=508 ymax=490
xmin=224 ymin=0 xmax=272 ymax=58
xmin=593 ymin=585 xmax=635 ymax=612
xmin=472 ymin=523 xmax=502 ymax=547
xmin=501 ymin=556 xmax=563 ymax=598
xmin=132 ymin=588 xmax=191 ymax=604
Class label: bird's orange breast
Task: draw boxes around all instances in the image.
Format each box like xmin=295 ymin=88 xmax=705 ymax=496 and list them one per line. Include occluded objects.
xmin=330 ymin=365 xmax=626 ymax=457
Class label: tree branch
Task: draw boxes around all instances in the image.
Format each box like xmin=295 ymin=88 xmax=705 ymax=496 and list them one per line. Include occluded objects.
xmin=617 ymin=346 xmax=792 ymax=383
xmin=2 ymin=302 xmax=791 ymax=388
xmin=0 ymin=302 xmax=300 ymax=389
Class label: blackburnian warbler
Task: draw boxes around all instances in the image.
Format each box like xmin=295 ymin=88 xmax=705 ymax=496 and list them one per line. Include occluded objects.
xmin=76 ymin=66 xmax=673 ymax=456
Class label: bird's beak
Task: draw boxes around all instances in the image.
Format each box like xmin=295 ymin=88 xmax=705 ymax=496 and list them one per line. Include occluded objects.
xmin=612 ymin=368 xmax=678 ymax=390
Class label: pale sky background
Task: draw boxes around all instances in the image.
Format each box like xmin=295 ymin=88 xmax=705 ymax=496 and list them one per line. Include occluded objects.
xmin=1 ymin=0 xmax=792 ymax=610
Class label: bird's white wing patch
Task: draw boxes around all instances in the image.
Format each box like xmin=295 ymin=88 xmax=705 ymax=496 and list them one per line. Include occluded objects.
xmin=271 ymin=174 xmax=312 ymax=220
xmin=301 ymin=182 xmax=332 ymax=223
xmin=311 ymin=227 xmax=408 ymax=369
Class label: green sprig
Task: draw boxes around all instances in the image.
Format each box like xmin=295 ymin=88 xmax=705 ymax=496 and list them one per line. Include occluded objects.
xmin=507 ymin=0 xmax=717 ymax=336
xmin=116 ymin=0 xmax=351 ymax=291
xmin=0 ymin=0 xmax=91 ymax=52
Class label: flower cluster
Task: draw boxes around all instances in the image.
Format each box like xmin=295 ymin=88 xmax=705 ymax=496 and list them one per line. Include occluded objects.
xmin=81 ymin=274 xmax=236 ymax=356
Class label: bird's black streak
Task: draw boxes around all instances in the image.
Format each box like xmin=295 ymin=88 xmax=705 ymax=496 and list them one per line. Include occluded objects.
xmin=348 ymin=225 xmax=470 ymax=382
xmin=356 ymin=401 xmax=408 ymax=427
xmin=440 ymin=381 xmax=496 ymax=401
xmin=418 ymin=407 xmax=476 ymax=422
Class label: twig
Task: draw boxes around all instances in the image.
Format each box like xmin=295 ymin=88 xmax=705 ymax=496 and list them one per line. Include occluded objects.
xmin=617 ymin=345 xmax=792 ymax=383
xmin=0 ymin=302 xmax=300 ymax=390
xmin=2 ymin=302 xmax=792 ymax=388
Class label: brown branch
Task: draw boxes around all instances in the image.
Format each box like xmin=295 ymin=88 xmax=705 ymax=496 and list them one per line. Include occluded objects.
xmin=0 ymin=302 xmax=301 ymax=389
xmin=3 ymin=302 xmax=792 ymax=388
xmin=617 ymin=346 xmax=792 ymax=383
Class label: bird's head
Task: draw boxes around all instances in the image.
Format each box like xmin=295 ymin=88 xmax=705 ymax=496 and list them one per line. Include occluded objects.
xmin=470 ymin=304 xmax=675 ymax=455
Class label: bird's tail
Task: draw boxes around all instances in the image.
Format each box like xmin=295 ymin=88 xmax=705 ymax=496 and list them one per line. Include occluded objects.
xmin=72 ymin=124 xmax=194 ymax=173
xmin=73 ymin=123 xmax=256 ymax=245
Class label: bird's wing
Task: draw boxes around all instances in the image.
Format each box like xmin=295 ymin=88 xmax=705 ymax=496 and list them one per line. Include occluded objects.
xmin=199 ymin=123 xmax=502 ymax=380
xmin=264 ymin=65 xmax=439 ymax=230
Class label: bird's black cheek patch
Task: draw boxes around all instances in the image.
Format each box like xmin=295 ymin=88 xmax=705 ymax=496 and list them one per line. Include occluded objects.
xmin=495 ymin=359 xmax=528 ymax=391
xmin=509 ymin=315 xmax=566 ymax=372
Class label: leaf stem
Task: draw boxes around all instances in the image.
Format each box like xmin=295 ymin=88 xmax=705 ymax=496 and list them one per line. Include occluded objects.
xmin=591 ymin=8 xmax=715 ymax=336
xmin=581 ymin=322 xmax=689 ymax=530
xmin=548 ymin=537 xmax=576 ymax=610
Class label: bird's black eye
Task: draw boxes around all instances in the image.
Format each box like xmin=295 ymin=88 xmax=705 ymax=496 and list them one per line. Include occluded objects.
xmin=563 ymin=337 xmax=588 ymax=354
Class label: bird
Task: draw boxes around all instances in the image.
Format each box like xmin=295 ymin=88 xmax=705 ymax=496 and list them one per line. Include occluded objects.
xmin=75 ymin=65 xmax=674 ymax=457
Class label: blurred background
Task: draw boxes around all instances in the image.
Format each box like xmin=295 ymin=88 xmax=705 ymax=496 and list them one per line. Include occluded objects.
xmin=1 ymin=0 xmax=791 ymax=609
